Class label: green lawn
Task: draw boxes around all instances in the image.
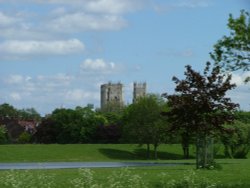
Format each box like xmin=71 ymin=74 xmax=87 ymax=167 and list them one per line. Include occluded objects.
xmin=0 ymin=144 xmax=196 ymax=162
xmin=0 ymin=144 xmax=250 ymax=187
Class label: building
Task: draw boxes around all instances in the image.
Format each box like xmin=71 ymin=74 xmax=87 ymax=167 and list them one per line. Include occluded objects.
xmin=100 ymin=82 xmax=123 ymax=111
xmin=133 ymin=82 xmax=146 ymax=103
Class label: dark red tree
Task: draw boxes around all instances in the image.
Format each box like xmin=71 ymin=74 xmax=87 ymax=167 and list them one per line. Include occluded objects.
xmin=163 ymin=62 xmax=239 ymax=167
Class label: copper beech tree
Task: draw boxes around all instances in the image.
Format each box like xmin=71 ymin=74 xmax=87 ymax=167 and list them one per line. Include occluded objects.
xmin=163 ymin=62 xmax=239 ymax=168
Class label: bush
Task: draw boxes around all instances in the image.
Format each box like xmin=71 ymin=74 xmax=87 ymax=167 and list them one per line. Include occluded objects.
xmin=221 ymin=121 xmax=250 ymax=159
xmin=18 ymin=132 xmax=32 ymax=144
xmin=0 ymin=125 xmax=8 ymax=144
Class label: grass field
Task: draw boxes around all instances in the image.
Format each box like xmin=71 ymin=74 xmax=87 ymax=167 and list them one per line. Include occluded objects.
xmin=0 ymin=144 xmax=250 ymax=187
xmin=0 ymin=144 xmax=198 ymax=162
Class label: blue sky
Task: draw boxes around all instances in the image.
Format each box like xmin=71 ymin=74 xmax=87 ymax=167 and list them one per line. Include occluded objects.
xmin=0 ymin=0 xmax=249 ymax=115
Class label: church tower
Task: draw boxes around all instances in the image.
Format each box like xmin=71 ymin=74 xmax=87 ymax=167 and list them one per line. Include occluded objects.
xmin=133 ymin=82 xmax=146 ymax=103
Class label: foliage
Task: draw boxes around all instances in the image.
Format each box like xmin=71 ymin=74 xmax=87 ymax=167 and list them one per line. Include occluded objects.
xmin=18 ymin=132 xmax=32 ymax=144
xmin=210 ymin=10 xmax=250 ymax=75
xmin=18 ymin=108 xmax=41 ymax=121
xmin=34 ymin=117 xmax=58 ymax=144
xmin=163 ymin=62 xmax=238 ymax=167
xmin=158 ymin=169 xmax=218 ymax=188
xmin=0 ymin=103 xmax=19 ymax=118
xmin=95 ymin=124 xmax=122 ymax=143
xmin=44 ymin=106 xmax=103 ymax=144
xmin=235 ymin=111 xmax=250 ymax=124
xmin=0 ymin=125 xmax=8 ymax=144
xmin=0 ymin=103 xmax=41 ymax=121
xmin=164 ymin=62 xmax=238 ymax=135
xmin=122 ymin=94 xmax=170 ymax=159
xmin=106 ymin=168 xmax=147 ymax=188
xmin=99 ymin=111 xmax=122 ymax=126
xmin=71 ymin=168 xmax=147 ymax=188
xmin=0 ymin=170 xmax=55 ymax=188
xmin=94 ymin=110 xmax=123 ymax=143
xmin=6 ymin=168 xmax=250 ymax=188
xmin=70 ymin=169 xmax=100 ymax=188
xmin=221 ymin=121 xmax=250 ymax=158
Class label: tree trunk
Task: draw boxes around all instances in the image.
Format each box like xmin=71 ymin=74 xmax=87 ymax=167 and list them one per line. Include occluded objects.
xmin=146 ymin=143 xmax=150 ymax=159
xmin=182 ymin=144 xmax=190 ymax=159
xmin=154 ymin=144 xmax=158 ymax=159
xmin=196 ymin=135 xmax=214 ymax=169
xmin=182 ymin=133 xmax=190 ymax=159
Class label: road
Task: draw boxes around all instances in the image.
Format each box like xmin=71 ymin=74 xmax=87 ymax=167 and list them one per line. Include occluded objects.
xmin=0 ymin=162 xmax=191 ymax=170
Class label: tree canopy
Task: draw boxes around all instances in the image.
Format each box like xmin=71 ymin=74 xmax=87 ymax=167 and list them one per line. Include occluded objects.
xmin=210 ymin=10 xmax=250 ymax=79
xmin=123 ymin=94 xmax=169 ymax=159
xmin=164 ymin=62 xmax=238 ymax=136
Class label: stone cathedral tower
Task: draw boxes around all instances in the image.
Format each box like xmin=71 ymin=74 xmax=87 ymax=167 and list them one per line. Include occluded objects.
xmin=133 ymin=82 xmax=146 ymax=103
xmin=100 ymin=82 xmax=123 ymax=111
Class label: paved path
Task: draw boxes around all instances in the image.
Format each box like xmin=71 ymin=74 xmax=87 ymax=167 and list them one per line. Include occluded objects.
xmin=0 ymin=162 xmax=191 ymax=170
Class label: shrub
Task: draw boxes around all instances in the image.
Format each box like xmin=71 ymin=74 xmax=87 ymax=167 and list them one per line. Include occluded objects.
xmin=18 ymin=132 xmax=31 ymax=144
xmin=0 ymin=125 xmax=8 ymax=144
xmin=221 ymin=121 xmax=250 ymax=159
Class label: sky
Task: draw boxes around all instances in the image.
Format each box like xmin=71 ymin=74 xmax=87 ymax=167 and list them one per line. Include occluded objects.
xmin=0 ymin=0 xmax=249 ymax=115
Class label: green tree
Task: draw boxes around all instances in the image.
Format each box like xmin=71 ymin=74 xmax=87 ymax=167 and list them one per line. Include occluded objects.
xmin=0 ymin=103 xmax=19 ymax=118
xmin=34 ymin=117 xmax=58 ymax=143
xmin=235 ymin=111 xmax=250 ymax=124
xmin=75 ymin=106 xmax=102 ymax=143
xmin=50 ymin=108 xmax=77 ymax=143
xmin=221 ymin=121 xmax=250 ymax=158
xmin=0 ymin=125 xmax=8 ymax=144
xmin=123 ymin=94 xmax=169 ymax=159
xmin=18 ymin=108 xmax=41 ymax=121
xmin=210 ymin=10 xmax=250 ymax=81
xmin=163 ymin=62 xmax=238 ymax=168
xmin=50 ymin=106 xmax=102 ymax=144
xmin=18 ymin=132 xmax=32 ymax=144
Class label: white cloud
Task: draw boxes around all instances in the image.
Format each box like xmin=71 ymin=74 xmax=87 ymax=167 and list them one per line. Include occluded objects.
xmin=65 ymin=89 xmax=99 ymax=102
xmin=4 ymin=75 xmax=24 ymax=84
xmin=231 ymin=72 xmax=250 ymax=86
xmin=37 ymin=74 xmax=74 ymax=90
xmin=0 ymin=39 xmax=84 ymax=56
xmin=80 ymin=58 xmax=116 ymax=72
xmin=10 ymin=92 xmax=21 ymax=101
xmin=176 ymin=0 xmax=210 ymax=8
xmin=227 ymin=72 xmax=250 ymax=111
xmin=0 ymin=12 xmax=20 ymax=26
xmin=0 ymin=27 xmax=55 ymax=41
xmin=84 ymin=0 xmax=144 ymax=14
xmin=13 ymin=0 xmax=144 ymax=14
xmin=3 ymin=73 xmax=74 ymax=93
xmin=65 ymin=89 xmax=87 ymax=101
xmin=0 ymin=0 xmax=145 ymax=42
xmin=153 ymin=0 xmax=211 ymax=13
xmin=46 ymin=12 xmax=127 ymax=32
